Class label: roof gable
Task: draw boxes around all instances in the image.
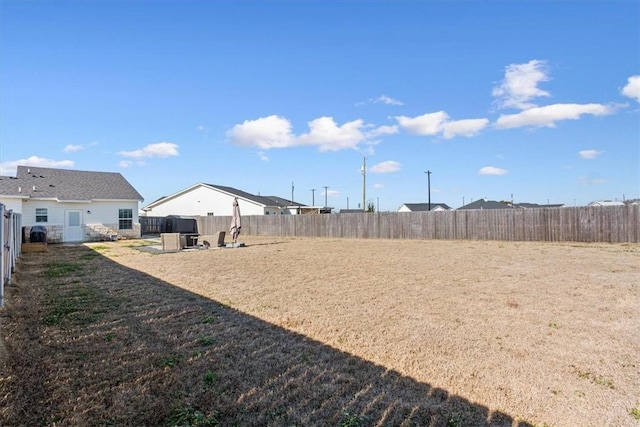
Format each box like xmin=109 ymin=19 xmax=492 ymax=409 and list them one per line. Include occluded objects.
xmin=401 ymin=203 xmax=452 ymax=211
xmin=458 ymin=199 xmax=512 ymax=210
xmin=0 ymin=166 xmax=143 ymax=201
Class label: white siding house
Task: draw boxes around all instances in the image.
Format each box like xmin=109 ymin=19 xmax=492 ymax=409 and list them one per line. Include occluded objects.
xmin=588 ymin=201 xmax=625 ymax=207
xmin=398 ymin=203 xmax=452 ymax=212
xmin=141 ymin=183 xmax=305 ymax=217
xmin=0 ymin=166 xmax=144 ymax=243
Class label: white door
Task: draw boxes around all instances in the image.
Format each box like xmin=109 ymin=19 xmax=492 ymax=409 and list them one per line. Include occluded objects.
xmin=64 ymin=210 xmax=84 ymax=242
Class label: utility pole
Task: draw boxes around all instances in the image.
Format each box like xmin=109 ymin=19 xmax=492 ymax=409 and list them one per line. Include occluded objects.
xmin=311 ymin=189 xmax=316 ymax=206
xmin=291 ymin=181 xmax=294 ymax=203
xmin=362 ymin=156 xmax=366 ymax=212
xmin=323 ymin=186 xmax=329 ymax=207
xmin=425 ymin=170 xmax=432 ymax=211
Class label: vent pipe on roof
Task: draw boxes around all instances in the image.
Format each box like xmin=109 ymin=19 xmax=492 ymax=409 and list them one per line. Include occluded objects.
xmin=33 ymin=186 xmax=36 ymax=191
xmin=18 ymin=187 xmax=21 ymax=193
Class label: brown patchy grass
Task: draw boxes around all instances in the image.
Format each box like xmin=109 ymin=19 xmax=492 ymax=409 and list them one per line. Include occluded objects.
xmin=1 ymin=236 xmax=638 ymax=426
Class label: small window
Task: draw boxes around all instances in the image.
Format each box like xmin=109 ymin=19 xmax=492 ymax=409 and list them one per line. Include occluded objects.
xmin=35 ymin=208 xmax=48 ymax=223
xmin=207 ymin=212 xmax=214 ymax=216
xmin=118 ymin=209 xmax=133 ymax=230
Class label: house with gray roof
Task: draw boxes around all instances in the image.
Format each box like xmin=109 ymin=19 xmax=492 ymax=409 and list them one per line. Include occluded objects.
xmin=457 ymin=199 xmax=513 ymax=210
xmin=397 ymin=202 xmax=452 ymax=212
xmin=0 ymin=166 xmax=144 ymax=243
xmin=141 ymin=183 xmax=307 ymax=217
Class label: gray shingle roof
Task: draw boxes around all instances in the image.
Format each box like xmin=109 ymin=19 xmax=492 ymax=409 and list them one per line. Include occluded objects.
xmin=457 ymin=199 xmax=512 ymax=210
xmin=402 ymin=203 xmax=452 ymax=211
xmin=263 ymin=195 xmax=306 ymax=208
xmin=0 ymin=166 xmax=143 ymax=201
xmin=204 ymin=184 xmax=305 ymax=208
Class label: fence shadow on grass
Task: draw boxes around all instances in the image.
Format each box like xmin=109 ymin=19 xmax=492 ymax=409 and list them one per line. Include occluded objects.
xmin=1 ymin=244 xmax=535 ymax=426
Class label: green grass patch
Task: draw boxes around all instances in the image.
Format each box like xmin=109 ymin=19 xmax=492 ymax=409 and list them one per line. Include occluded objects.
xmin=44 ymin=261 xmax=83 ymax=278
xmin=42 ymin=284 xmax=107 ymax=326
xmin=159 ymin=354 xmax=184 ymax=368
xmin=204 ymin=370 xmax=218 ymax=388
xmin=203 ymin=316 xmax=217 ymax=324
xmin=79 ymin=252 xmax=100 ymax=260
xmin=631 ymin=405 xmax=640 ymax=420
xmin=340 ymin=412 xmax=370 ymax=427
xmin=165 ymin=406 xmax=219 ymax=427
xmin=197 ymin=336 xmax=215 ymax=347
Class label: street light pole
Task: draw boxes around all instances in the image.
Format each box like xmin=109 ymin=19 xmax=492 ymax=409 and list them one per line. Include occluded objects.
xmin=425 ymin=170 xmax=432 ymax=211
xmin=362 ymin=156 xmax=366 ymax=212
xmin=311 ymin=188 xmax=316 ymax=206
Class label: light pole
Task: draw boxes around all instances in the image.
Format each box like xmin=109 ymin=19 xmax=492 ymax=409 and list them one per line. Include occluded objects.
xmin=361 ymin=156 xmax=366 ymax=212
xmin=311 ymin=189 xmax=316 ymax=206
xmin=425 ymin=170 xmax=432 ymax=211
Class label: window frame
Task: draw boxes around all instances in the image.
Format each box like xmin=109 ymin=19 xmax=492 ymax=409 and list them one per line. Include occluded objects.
xmin=118 ymin=208 xmax=133 ymax=230
xmin=35 ymin=208 xmax=48 ymax=223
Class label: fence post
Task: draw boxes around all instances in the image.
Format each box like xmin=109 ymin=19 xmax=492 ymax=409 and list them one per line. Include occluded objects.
xmin=1 ymin=204 xmax=5 ymax=308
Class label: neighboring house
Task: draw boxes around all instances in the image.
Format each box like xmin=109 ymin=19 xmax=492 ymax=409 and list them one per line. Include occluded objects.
xmin=398 ymin=203 xmax=452 ymax=212
xmin=588 ymin=200 xmax=625 ymax=207
xmin=515 ymin=202 xmax=567 ymax=208
xmin=457 ymin=199 xmax=513 ymax=210
xmin=0 ymin=166 xmax=144 ymax=243
xmin=141 ymin=183 xmax=307 ymax=217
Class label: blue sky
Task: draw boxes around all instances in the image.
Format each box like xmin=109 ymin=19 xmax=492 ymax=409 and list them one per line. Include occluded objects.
xmin=1 ymin=1 xmax=638 ymax=211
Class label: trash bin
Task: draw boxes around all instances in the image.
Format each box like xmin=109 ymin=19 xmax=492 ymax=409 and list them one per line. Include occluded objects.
xmin=29 ymin=225 xmax=48 ymax=243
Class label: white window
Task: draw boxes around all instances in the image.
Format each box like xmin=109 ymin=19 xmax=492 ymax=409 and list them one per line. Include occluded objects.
xmin=36 ymin=208 xmax=48 ymax=223
xmin=119 ymin=209 xmax=133 ymax=230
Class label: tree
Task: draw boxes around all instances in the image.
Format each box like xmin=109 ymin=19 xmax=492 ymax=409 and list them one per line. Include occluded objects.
xmin=366 ymin=201 xmax=375 ymax=212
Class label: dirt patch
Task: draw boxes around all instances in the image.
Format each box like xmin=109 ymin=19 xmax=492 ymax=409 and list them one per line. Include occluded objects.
xmin=1 ymin=236 xmax=639 ymax=426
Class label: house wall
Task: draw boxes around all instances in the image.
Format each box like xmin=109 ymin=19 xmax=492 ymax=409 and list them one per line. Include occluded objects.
xmin=0 ymin=197 xmax=24 ymax=214
xmin=397 ymin=205 xmax=411 ymax=213
xmin=143 ymin=185 xmax=267 ymax=217
xmin=21 ymin=200 xmax=141 ymax=243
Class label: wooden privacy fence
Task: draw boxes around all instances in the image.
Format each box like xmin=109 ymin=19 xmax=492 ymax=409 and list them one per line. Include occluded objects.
xmin=1 ymin=204 xmax=22 ymax=308
xmin=194 ymin=205 xmax=639 ymax=243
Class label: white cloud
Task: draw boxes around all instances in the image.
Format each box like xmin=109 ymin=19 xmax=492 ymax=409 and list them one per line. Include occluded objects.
xmin=118 ymin=160 xmax=133 ymax=168
xmin=298 ymin=117 xmax=366 ymax=152
xmin=324 ymin=189 xmax=340 ymax=198
xmin=579 ymin=149 xmax=603 ymax=159
xmin=118 ymin=142 xmax=179 ymax=159
xmin=395 ymin=111 xmax=449 ymax=135
xmin=621 ymin=75 xmax=640 ymax=103
xmin=395 ymin=111 xmax=488 ymax=139
xmin=492 ymin=59 xmax=551 ymax=110
xmin=479 ymin=166 xmax=508 ymax=176
xmin=0 ymin=156 xmax=74 ymax=176
xmin=258 ymin=151 xmax=269 ymax=161
xmin=228 ymin=115 xmax=389 ymax=152
xmin=579 ymin=175 xmax=607 ymax=185
xmin=373 ymin=183 xmax=385 ymax=189
xmin=494 ymin=103 xmax=613 ymax=129
xmin=63 ymin=144 xmax=84 ymax=152
xmin=370 ymin=160 xmax=401 ymax=173
xmin=227 ymin=115 xmax=295 ymax=149
xmin=373 ymin=95 xmax=404 ymax=106
xmin=365 ymin=124 xmax=399 ymax=138
xmin=441 ymin=118 xmax=490 ymax=139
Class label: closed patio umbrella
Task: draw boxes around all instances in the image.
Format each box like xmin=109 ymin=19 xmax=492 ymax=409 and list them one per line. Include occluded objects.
xmin=230 ymin=198 xmax=242 ymax=244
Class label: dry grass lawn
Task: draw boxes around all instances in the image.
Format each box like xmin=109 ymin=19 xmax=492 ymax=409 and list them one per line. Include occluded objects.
xmin=1 ymin=236 xmax=639 ymax=426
